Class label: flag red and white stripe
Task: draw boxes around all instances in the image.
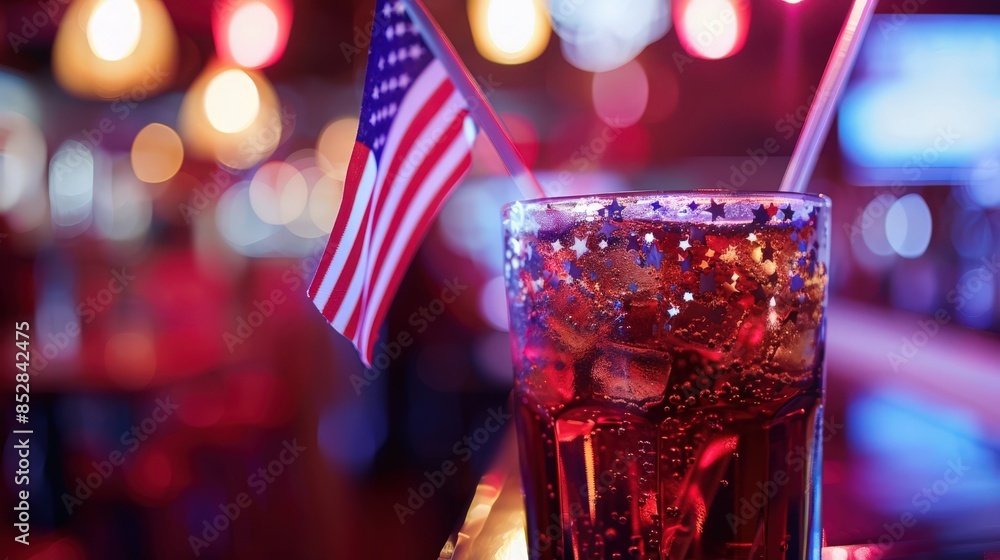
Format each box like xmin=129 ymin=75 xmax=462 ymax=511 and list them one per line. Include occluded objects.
xmin=308 ymin=0 xmax=476 ymax=366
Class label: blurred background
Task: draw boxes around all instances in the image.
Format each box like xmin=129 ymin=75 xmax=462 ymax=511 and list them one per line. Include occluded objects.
xmin=1 ymin=0 xmax=999 ymax=558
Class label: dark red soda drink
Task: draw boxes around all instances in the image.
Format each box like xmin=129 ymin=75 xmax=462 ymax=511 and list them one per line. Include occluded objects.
xmin=502 ymin=193 xmax=830 ymax=560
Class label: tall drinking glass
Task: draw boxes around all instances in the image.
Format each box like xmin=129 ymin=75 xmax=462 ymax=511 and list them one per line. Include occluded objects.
xmin=502 ymin=192 xmax=830 ymax=560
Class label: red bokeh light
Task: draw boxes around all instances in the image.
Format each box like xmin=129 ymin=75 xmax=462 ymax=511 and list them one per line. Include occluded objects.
xmin=212 ymin=0 xmax=292 ymax=69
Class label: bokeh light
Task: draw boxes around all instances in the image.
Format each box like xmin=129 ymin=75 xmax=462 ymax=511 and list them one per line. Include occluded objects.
xmin=95 ymin=159 xmax=154 ymax=241
xmin=950 ymin=205 xmax=994 ymax=258
xmin=0 ymin=112 xmax=47 ymax=214
xmin=179 ymin=65 xmax=283 ymax=169
xmin=229 ymin=3 xmax=280 ymax=67
xmin=469 ymin=0 xmax=551 ymax=65
xmin=885 ymin=193 xmax=932 ymax=258
xmin=52 ymin=0 xmax=177 ymax=99
xmin=676 ymin=0 xmax=749 ymax=60
xmin=105 ymin=332 xmax=157 ymax=389
xmin=860 ymin=195 xmax=897 ymax=256
xmin=277 ymin=149 xmax=345 ymax=238
xmin=308 ymin=175 xmax=345 ymax=233
xmin=249 ymin=161 xmax=309 ymax=225
xmin=49 ymin=140 xmax=96 ymax=236
xmin=316 ymin=117 xmax=360 ymax=180
xmin=87 ymin=0 xmax=143 ymax=61
xmin=216 ymin=181 xmax=281 ymax=249
xmin=955 ymin=266 xmax=995 ymax=328
xmin=130 ymin=123 xmax=184 ymax=183
xmin=124 ymin=447 xmax=174 ymax=502
xmin=205 ymin=69 xmax=261 ymax=133
xmin=478 ymin=276 xmax=509 ymax=331
xmin=550 ymin=0 xmax=670 ymax=72
xmin=592 ymin=60 xmax=649 ymax=127
xmin=214 ymin=0 xmax=292 ymax=69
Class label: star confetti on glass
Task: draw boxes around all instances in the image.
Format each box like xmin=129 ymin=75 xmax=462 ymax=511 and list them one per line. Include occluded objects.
xmin=687 ymin=201 xmax=699 ymax=211
xmin=690 ymin=226 xmax=707 ymax=243
xmin=752 ymin=204 xmax=771 ymax=225
xmin=571 ymin=236 xmax=589 ymax=258
xmin=708 ymin=199 xmax=726 ymax=221
xmin=667 ymin=304 xmax=680 ymax=317
xmin=551 ymin=240 xmax=563 ymax=252
xmin=645 ymin=243 xmax=664 ymax=270
xmin=599 ymin=221 xmax=620 ymax=238
xmin=650 ymin=200 xmax=662 ymax=211
xmin=509 ymin=237 xmax=522 ymax=254
xmin=626 ymin=234 xmax=641 ymax=252
xmin=762 ymin=242 xmax=775 ymax=262
xmin=780 ymin=204 xmax=795 ymax=221
xmin=679 ymin=238 xmax=692 ymax=250
xmin=542 ymin=269 xmax=560 ymax=289
xmin=531 ymin=276 xmax=545 ymax=292
xmin=564 ymin=260 xmax=583 ymax=281
xmin=598 ymin=239 xmax=608 ymax=249
xmin=605 ymin=199 xmax=625 ymax=221
xmin=752 ymin=284 xmax=767 ymax=304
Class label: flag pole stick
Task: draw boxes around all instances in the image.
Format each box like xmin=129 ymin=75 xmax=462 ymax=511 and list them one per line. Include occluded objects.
xmin=402 ymin=0 xmax=548 ymax=200
xmin=778 ymin=0 xmax=878 ymax=193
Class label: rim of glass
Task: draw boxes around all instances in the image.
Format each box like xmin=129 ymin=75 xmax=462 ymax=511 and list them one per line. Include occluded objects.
xmin=502 ymin=190 xmax=829 ymax=215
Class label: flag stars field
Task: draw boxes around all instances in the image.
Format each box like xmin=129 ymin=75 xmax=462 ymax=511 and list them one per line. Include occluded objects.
xmin=308 ymin=0 xmax=480 ymax=365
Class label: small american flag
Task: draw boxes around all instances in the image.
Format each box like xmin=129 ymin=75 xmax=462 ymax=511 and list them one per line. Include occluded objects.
xmin=308 ymin=0 xmax=477 ymax=366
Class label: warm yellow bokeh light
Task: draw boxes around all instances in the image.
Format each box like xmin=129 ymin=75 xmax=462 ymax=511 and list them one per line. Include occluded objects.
xmin=249 ymin=161 xmax=309 ymax=225
xmin=316 ymin=117 xmax=359 ymax=181
xmin=308 ymin=175 xmax=344 ymax=234
xmin=487 ymin=0 xmax=536 ymax=54
xmin=178 ymin=64 xmax=283 ymax=169
xmin=53 ymin=0 xmax=177 ymax=100
xmin=228 ymin=2 xmax=280 ymax=68
xmin=87 ymin=0 xmax=143 ymax=61
xmin=204 ymin=69 xmax=261 ymax=134
xmin=130 ymin=123 xmax=184 ymax=183
xmin=468 ymin=0 xmax=550 ymax=65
